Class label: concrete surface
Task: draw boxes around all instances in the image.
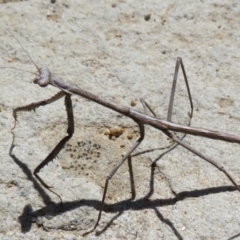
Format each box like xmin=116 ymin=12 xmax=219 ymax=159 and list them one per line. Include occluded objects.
xmin=0 ymin=0 xmax=240 ymax=239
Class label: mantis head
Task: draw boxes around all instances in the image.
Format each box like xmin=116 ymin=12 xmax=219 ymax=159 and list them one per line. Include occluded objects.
xmin=33 ymin=66 xmax=51 ymax=87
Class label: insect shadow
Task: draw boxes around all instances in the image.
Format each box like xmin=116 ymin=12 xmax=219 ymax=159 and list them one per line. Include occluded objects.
xmin=9 ymin=133 xmax=237 ymax=238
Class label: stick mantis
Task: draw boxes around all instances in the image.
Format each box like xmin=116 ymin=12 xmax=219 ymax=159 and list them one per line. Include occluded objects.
xmin=8 ymin=32 xmax=240 ymax=236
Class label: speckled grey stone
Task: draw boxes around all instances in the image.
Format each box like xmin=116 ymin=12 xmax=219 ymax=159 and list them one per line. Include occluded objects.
xmin=0 ymin=0 xmax=240 ymax=239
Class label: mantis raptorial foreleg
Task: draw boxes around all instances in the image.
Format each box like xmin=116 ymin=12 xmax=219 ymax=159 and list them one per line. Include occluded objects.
xmin=12 ymin=91 xmax=65 ymax=130
xmin=12 ymin=92 xmax=74 ymax=202
xmin=34 ymin=93 xmax=74 ymax=202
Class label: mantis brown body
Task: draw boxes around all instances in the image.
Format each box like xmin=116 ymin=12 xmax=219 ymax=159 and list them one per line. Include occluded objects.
xmin=10 ymin=33 xmax=240 ymax=236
